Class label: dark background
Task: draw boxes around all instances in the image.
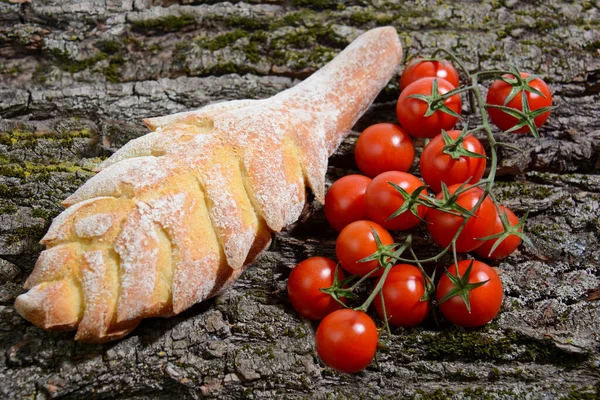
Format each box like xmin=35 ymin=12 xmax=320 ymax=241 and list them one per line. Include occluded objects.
xmin=0 ymin=0 xmax=599 ymax=398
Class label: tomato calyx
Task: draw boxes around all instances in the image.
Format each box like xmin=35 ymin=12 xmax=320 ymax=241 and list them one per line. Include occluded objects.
xmin=355 ymin=235 xmax=413 ymax=313
xmin=437 ymin=259 xmax=489 ymax=313
xmin=356 ymin=226 xmax=399 ymax=268
xmin=478 ymin=209 xmax=534 ymax=256
xmin=325 ymin=229 xmax=403 ymax=309
xmin=497 ymin=66 xmax=547 ymax=105
xmin=424 ymin=181 xmax=479 ymax=218
xmin=385 ymin=182 xmax=430 ymax=223
xmin=440 ymin=128 xmax=488 ymax=161
xmin=485 ymin=91 xmax=556 ymax=138
xmin=407 ymin=78 xmax=463 ymax=119
xmin=320 ymin=264 xmax=358 ymax=307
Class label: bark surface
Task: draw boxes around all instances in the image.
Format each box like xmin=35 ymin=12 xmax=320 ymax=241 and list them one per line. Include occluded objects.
xmin=0 ymin=0 xmax=599 ymax=398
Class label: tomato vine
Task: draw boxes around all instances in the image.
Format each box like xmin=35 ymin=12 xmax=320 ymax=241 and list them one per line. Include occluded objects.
xmin=287 ymin=50 xmax=555 ymax=373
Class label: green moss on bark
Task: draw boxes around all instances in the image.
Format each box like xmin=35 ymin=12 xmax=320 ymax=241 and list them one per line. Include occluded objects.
xmin=400 ymin=328 xmax=588 ymax=365
xmin=5 ymin=224 xmax=48 ymax=246
xmin=95 ymin=40 xmax=120 ymax=55
xmin=0 ymin=160 xmax=91 ymax=181
xmin=278 ymin=9 xmax=319 ymax=28
xmin=48 ymin=48 xmax=108 ymax=73
xmin=0 ymin=202 xmax=18 ymax=215
xmin=203 ymin=30 xmax=248 ymax=51
xmin=291 ymin=0 xmax=337 ymax=10
xmin=349 ymin=11 xmax=376 ymax=26
xmin=0 ymin=129 xmax=92 ymax=149
xmin=207 ymin=14 xmax=270 ymax=31
xmin=103 ymin=60 xmax=122 ymax=83
xmin=493 ymin=180 xmax=553 ymax=202
xmin=131 ymin=14 xmax=196 ymax=34
xmin=561 ymin=382 xmax=600 ymax=400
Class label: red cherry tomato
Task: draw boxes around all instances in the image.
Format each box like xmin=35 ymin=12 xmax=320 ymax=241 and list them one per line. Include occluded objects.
xmin=486 ymin=72 xmax=552 ymax=133
xmin=364 ymin=171 xmax=428 ymax=231
xmin=396 ymin=77 xmax=462 ymax=139
xmin=354 ymin=123 xmax=415 ymax=178
xmin=474 ymin=205 xmax=522 ymax=260
xmin=436 ymin=260 xmax=503 ymax=327
xmin=420 ymin=130 xmax=487 ymax=194
xmin=287 ymin=257 xmax=346 ymax=320
xmin=426 ymin=184 xmax=497 ymax=252
xmin=315 ymin=309 xmax=378 ymax=373
xmin=373 ymin=264 xmax=430 ymax=327
xmin=324 ymin=174 xmax=372 ymax=231
xmin=336 ymin=220 xmax=394 ymax=277
xmin=400 ymin=58 xmax=460 ymax=90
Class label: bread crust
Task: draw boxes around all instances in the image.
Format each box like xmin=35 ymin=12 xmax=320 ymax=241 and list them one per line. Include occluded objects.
xmin=15 ymin=27 xmax=402 ymax=342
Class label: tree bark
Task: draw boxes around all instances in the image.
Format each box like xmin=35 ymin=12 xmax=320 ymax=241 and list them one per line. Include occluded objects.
xmin=1 ymin=0 xmax=599 ymax=398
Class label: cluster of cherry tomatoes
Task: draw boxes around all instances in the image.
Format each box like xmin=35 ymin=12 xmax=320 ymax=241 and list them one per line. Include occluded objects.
xmin=287 ymin=57 xmax=553 ymax=374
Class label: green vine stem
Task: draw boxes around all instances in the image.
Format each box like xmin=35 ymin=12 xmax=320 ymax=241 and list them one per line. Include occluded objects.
xmin=355 ymin=235 xmax=413 ymax=312
xmin=378 ymin=285 xmax=392 ymax=337
xmin=354 ymin=262 xmax=394 ymax=313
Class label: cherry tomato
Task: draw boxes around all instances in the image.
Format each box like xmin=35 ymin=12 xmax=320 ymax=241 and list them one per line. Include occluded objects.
xmin=315 ymin=309 xmax=378 ymax=373
xmin=396 ymin=77 xmax=462 ymax=139
xmin=420 ymin=130 xmax=487 ymax=194
xmin=486 ymin=72 xmax=552 ymax=133
xmin=474 ymin=205 xmax=522 ymax=260
xmin=364 ymin=171 xmax=428 ymax=231
xmin=436 ymin=260 xmax=503 ymax=327
xmin=336 ymin=220 xmax=393 ymax=277
xmin=373 ymin=264 xmax=430 ymax=327
xmin=400 ymin=58 xmax=460 ymax=90
xmin=287 ymin=257 xmax=345 ymax=320
xmin=426 ymin=184 xmax=497 ymax=252
xmin=354 ymin=123 xmax=415 ymax=178
xmin=324 ymin=175 xmax=372 ymax=231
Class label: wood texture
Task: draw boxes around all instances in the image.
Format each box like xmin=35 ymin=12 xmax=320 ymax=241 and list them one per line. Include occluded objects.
xmin=0 ymin=0 xmax=599 ymax=398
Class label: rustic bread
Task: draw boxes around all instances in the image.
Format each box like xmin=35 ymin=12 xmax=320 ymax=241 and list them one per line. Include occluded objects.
xmin=15 ymin=27 xmax=403 ymax=342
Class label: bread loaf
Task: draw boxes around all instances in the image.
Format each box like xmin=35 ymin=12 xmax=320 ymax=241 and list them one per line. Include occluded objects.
xmin=15 ymin=27 xmax=403 ymax=342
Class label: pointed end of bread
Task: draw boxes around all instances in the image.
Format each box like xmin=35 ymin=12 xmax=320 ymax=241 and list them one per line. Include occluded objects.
xmin=15 ymin=280 xmax=82 ymax=332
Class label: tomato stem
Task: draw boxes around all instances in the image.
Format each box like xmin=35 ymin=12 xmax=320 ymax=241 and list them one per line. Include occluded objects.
xmin=378 ymin=289 xmax=392 ymax=337
xmin=469 ymin=73 xmax=499 ymax=191
xmin=355 ymin=236 xmax=413 ymax=312
xmin=465 ymin=125 xmax=486 ymax=135
xmin=348 ymin=266 xmax=382 ymax=291
xmin=354 ymin=262 xmax=394 ymax=313
xmin=431 ymin=48 xmax=471 ymax=80
xmin=429 ymin=85 xmax=473 ymax=110
xmin=391 ymin=249 xmax=448 ymax=264
xmin=430 ymin=48 xmax=476 ymax=112
xmin=409 ymin=246 xmax=436 ymax=302
xmin=408 ymin=67 xmax=499 ymax=268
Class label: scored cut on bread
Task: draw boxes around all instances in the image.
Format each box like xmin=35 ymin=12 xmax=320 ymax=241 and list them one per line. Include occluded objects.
xmin=15 ymin=27 xmax=403 ymax=342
